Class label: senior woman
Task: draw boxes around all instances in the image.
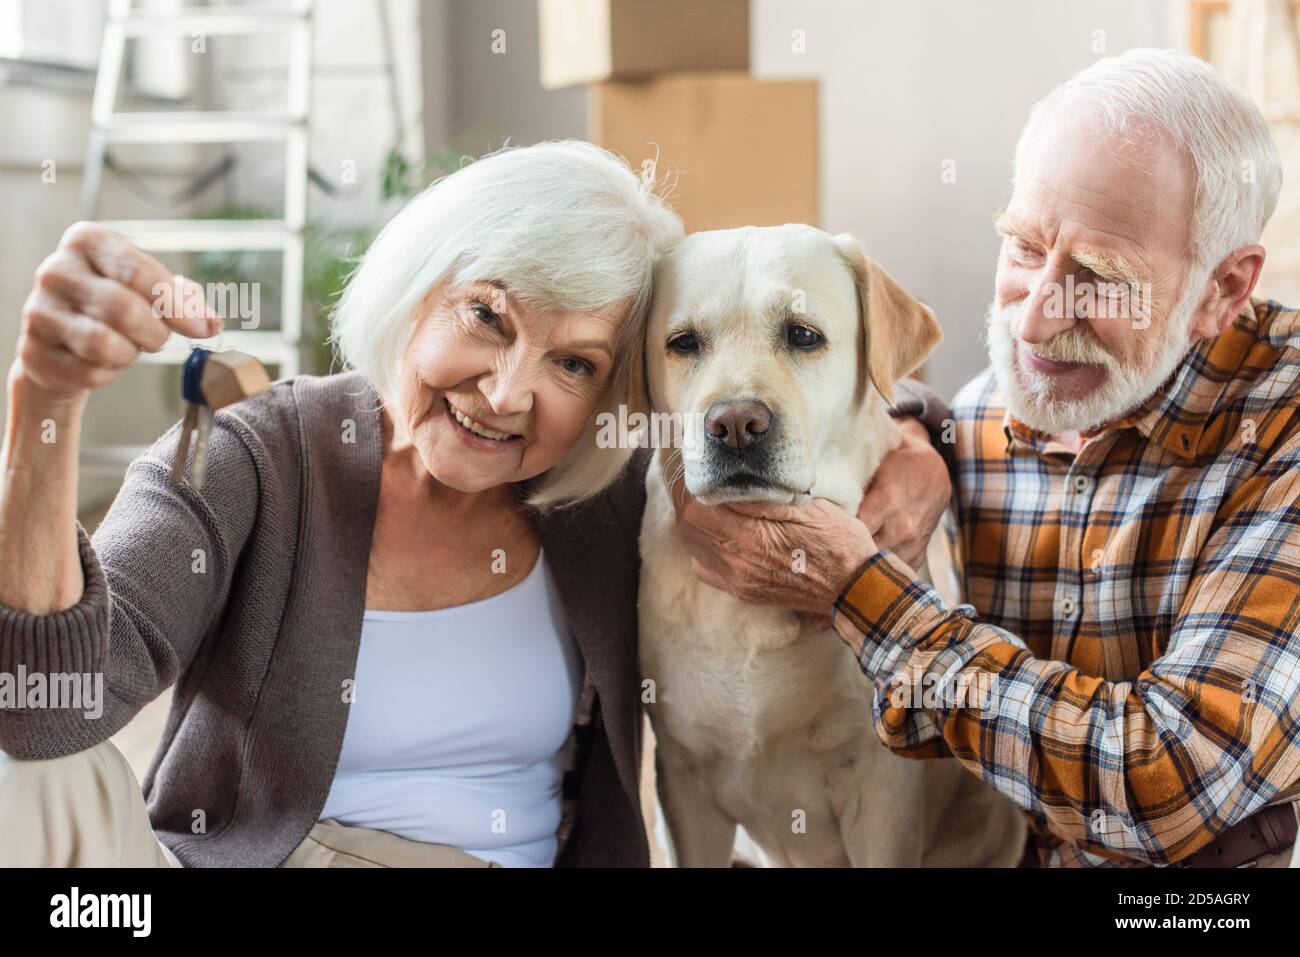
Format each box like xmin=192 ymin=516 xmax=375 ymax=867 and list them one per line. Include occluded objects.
xmin=0 ymin=140 xmax=951 ymax=867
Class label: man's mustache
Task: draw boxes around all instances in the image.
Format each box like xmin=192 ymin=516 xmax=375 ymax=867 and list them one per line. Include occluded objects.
xmin=994 ymin=301 xmax=1118 ymax=369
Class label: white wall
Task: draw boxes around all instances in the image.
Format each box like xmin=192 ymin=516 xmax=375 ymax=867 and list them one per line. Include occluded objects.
xmin=219 ymin=0 xmax=426 ymax=227
xmin=433 ymin=0 xmax=585 ymax=149
xmin=751 ymin=0 xmax=1181 ymax=396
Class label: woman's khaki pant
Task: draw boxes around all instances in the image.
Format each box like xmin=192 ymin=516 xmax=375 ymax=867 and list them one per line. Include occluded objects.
xmin=0 ymin=739 xmax=500 ymax=868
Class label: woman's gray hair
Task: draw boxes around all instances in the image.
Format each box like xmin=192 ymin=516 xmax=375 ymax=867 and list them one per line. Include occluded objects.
xmin=1014 ymin=48 xmax=1283 ymax=275
xmin=330 ymin=139 xmax=683 ymax=509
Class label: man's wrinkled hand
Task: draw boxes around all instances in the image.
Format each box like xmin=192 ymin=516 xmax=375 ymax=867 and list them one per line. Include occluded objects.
xmin=857 ymin=417 xmax=951 ymax=569
xmin=668 ymin=469 xmax=877 ymax=618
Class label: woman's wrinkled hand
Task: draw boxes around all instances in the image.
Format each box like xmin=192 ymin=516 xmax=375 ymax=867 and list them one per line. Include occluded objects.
xmin=16 ymin=222 xmax=221 ymax=403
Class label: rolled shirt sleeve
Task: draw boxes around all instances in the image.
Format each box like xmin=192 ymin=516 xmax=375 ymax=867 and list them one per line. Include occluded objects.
xmin=0 ymin=522 xmax=112 ymax=680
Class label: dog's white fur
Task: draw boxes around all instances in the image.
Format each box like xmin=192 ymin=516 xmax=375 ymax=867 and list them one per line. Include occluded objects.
xmin=638 ymin=225 xmax=1025 ymax=867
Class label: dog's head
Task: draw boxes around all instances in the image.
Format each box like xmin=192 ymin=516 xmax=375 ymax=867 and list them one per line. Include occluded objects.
xmin=645 ymin=224 xmax=941 ymax=505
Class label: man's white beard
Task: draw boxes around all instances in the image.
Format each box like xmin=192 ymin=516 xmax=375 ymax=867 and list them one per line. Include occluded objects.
xmin=984 ymin=281 xmax=1203 ymax=435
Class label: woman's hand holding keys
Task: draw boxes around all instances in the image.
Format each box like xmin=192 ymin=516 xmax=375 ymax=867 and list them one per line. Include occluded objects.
xmin=1 ymin=223 xmax=221 ymax=614
xmin=15 ymin=221 xmax=221 ymax=403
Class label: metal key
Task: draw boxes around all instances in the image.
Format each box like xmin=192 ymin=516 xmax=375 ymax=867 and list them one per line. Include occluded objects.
xmin=169 ymin=346 xmax=271 ymax=490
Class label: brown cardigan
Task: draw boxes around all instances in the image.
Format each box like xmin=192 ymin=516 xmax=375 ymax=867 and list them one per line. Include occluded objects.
xmin=0 ymin=372 xmax=652 ymax=867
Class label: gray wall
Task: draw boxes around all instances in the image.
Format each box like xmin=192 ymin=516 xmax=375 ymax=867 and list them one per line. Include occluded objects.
xmin=752 ymin=0 xmax=1180 ymax=396
xmin=428 ymin=0 xmax=585 ymax=152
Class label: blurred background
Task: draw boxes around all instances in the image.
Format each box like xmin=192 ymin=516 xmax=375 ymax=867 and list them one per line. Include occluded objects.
xmin=5 ymin=0 xmax=1300 ymax=509
xmin=0 ymin=0 xmax=1297 ymax=782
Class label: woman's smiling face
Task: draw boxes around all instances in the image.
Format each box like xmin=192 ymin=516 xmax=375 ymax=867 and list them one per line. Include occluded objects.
xmin=393 ymin=277 xmax=627 ymax=493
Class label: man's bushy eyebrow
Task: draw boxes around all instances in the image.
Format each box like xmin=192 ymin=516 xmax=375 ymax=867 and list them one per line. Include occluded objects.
xmin=1071 ymin=248 xmax=1146 ymax=285
xmin=993 ymin=212 xmax=1147 ymax=285
xmin=993 ymin=211 xmax=1039 ymax=245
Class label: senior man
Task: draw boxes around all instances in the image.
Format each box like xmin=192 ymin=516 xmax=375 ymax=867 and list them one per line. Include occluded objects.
xmin=673 ymin=49 xmax=1300 ymax=868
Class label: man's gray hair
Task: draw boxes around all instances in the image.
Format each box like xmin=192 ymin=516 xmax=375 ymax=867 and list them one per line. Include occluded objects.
xmin=1015 ymin=48 xmax=1283 ymax=273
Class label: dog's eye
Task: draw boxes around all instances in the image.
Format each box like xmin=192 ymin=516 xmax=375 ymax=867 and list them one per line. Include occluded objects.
xmin=786 ymin=324 xmax=823 ymax=349
xmin=668 ymin=333 xmax=700 ymax=355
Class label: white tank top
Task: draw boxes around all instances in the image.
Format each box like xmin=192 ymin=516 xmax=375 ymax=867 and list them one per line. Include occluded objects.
xmin=320 ymin=550 xmax=582 ymax=867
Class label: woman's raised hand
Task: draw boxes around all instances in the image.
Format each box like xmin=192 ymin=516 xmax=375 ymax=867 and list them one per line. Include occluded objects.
xmin=16 ymin=222 xmax=221 ymax=401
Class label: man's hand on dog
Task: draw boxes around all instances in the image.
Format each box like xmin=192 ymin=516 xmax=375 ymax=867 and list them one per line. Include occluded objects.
xmin=856 ymin=417 xmax=951 ymax=571
xmin=670 ymin=417 xmax=952 ymax=621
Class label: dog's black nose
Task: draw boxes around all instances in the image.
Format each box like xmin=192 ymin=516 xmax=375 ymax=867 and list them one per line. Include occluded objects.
xmin=705 ymin=399 xmax=773 ymax=450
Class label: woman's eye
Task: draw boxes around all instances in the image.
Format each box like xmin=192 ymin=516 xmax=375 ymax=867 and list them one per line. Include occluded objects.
xmin=668 ymin=333 xmax=699 ymax=354
xmin=786 ymin=324 xmax=823 ymax=349
xmin=559 ymin=356 xmax=593 ymax=376
xmin=469 ymin=301 xmax=499 ymax=324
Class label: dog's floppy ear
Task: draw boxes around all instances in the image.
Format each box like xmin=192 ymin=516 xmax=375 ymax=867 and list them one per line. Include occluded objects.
xmin=833 ymin=233 xmax=942 ymax=404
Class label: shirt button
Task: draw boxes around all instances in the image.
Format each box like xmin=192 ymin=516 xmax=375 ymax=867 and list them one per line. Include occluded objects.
xmin=1072 ymin=474 xmax=1090 ymax=493
xmin=1059 ymin=596 xmax=1077 ymax=617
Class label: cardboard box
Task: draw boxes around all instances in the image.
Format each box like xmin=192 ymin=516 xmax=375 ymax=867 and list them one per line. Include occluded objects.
xmin=589 ymin=72 xmax=819 ymax=233
xmin=539 ymin=0 xmax=749 ymax=90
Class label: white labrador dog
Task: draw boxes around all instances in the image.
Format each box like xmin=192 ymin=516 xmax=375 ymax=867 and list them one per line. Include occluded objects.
xmin=638 ymin=224 xmax=1025 ymax=867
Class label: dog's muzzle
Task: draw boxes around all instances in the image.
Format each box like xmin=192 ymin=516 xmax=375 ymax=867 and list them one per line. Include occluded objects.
xmin=698 ymin=398 xmax=780 ymax=490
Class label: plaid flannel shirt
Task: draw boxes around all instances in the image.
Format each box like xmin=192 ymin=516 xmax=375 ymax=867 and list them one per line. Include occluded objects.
xmin=833 ymin=298 xmax=1300 ymax=866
